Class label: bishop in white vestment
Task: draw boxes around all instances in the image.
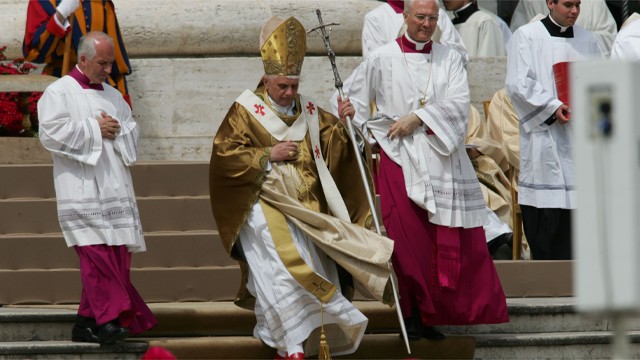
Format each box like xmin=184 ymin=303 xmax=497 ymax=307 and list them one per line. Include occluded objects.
xmin=339 ymin=0 xmax=508 ymax=340
xmin=362 ymin=0 xmax=469 ymax=62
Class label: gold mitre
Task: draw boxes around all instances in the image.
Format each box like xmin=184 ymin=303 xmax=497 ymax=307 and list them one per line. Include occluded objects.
xmin=259 ymin=16 xmax=306 ymax=76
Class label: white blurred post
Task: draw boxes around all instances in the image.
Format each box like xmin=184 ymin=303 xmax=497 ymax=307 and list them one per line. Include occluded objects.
xmin=572 ymin=60 xmax=640 ymax=360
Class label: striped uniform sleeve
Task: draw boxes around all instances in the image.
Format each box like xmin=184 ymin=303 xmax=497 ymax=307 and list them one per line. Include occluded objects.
xmin=22 ymin=0 xmax=67 ymax=64
xmin=23 ymin=1 xmax=132 ymax=100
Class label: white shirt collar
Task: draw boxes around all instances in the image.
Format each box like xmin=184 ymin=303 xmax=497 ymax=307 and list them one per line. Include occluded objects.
xmin=549 ymin=14 xmax=571 ymax=33
xmin=455 ymin=2 xmax=474 ymax=15
xmin=268 ymin=95 xmax=295 ymax=116
xmin=404 ymin=33 xmax=431 ymax=51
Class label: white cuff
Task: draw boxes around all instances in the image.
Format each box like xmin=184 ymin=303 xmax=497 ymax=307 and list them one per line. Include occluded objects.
xmin=53 ymin=14 xmax=70 ymax=31
xmin=56 ymin=0 xmax=79 ymax=19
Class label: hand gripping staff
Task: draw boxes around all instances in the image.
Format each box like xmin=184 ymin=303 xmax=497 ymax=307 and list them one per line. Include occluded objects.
xmin=307 ymin=9 xmax=411 ymax=355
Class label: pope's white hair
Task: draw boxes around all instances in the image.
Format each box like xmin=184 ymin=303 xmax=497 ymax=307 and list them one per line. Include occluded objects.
xmin=263 ymin=74 xmax=300 ymax=81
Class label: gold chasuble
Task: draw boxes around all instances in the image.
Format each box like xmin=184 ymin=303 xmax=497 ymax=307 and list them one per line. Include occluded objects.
xmin=209 ymin=86 xmax=394 ymax=308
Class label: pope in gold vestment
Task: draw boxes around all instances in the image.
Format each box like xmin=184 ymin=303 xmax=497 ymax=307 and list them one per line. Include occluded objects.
xmin=210 ymin=84 xmax=393 ymax=301
xmin=209 ymin=16 xmax=393 ymax=358
xmin=209 ymin=85 xmax=394 ymax=356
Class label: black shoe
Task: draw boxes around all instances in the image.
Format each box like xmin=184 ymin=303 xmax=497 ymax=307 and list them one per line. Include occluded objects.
xmin=98 ymin=320 xmax=130 ymax=345
xmin=493 ymin=243 xmax=513 ymax=260
xmin=421 ymin=326 xmax=445 ymax=340
xmin=399 ymin=307 xmax=424 ymax=341
xmin=488 ymin=232 xmax=513 ymax=257
xmin=401 ymin=317 xmax=422 ymax=341
xmin=71 ymin=315 xmax=99 ymax=343
xmin=71 ymin=324 xmax=100 ymax=343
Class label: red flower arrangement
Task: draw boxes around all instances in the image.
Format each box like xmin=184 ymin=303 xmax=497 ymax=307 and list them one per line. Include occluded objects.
xmin=0 ymin=45 xmax=42 ymax=137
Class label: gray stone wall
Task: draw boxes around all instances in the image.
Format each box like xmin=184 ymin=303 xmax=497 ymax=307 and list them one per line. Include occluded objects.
xmin=1 ymin=0 xmax=506 ymax=161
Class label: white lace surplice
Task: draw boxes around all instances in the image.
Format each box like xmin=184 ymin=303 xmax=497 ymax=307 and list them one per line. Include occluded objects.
xmin=38 ymin=76 xmax=144 ymax=252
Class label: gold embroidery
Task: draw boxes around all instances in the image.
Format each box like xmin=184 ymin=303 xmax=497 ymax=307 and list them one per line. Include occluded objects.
xmin=312 ymin=279 xmax=332 ymax=297
xmin=260 ymin=17 xmax=306 ymax=76
xmin=260 ymin=199 xmax=337 ymax=303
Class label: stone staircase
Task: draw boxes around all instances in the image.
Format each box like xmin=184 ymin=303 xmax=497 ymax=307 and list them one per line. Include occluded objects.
xmin=3 ymin=161 xmax=640 ymax=359
xmin=0 ymin=301 xmax=477 ymax=359
xmin=0 ymin=160 xmax=222 ymax=358
xmin=447 ymin=298 xmax=640 ymax=359
xmin=3 ymin=298 xmax=640 ymax=359
xmin=0 ymin=306 xmax=148 ymax=359
xmin=0 ymin=161 xmax=240 ymax=305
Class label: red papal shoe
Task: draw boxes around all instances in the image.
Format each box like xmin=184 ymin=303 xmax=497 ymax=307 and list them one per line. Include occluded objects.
xmin=286 ymin=352 xmax=305 ymax=359
xmin=274 ymin=352 xmax=286 ymax=360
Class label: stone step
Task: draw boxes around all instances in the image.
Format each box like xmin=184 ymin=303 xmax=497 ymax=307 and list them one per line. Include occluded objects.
xmin=148 ymin=299 xmax=640 ymax=337
xmin=130 ymin=161 xmax=210 ymax=198
xmin=6 ymin=300 xmax=640 ymax=359
xmin=0 ymin=308 xmax=74 ymax=342
xmin=145 ymin=332 xmax=640 ymax=360
xmin=0 ymin=267 xmax=240 ymax=305
xmin=0 ymin=340 xmax=147 ymax=360
xmin=0 ymin=196 xmax=216 ymax=234
xmin=0 ymin=305 xmax=474 ymax=359
xmin=7 ymin=311 xmax=640 ymax=359
xmin=0 ymin=164 xmax=54 ymax=199
xmin=5 ymin=299 xmax=640 ymax=342
xmin=0 ymin=231 xmax=229 ymax=270
xmin=493 ymin=260 xmax=573 ymax=298
xmin=474 ymin=331 xmax=640 ymax=359
xmin=0 ymin=302 xmax=393 ymax=342
xmin=0 ymin=162 xmax=210 ymax=199
xmin=145 ymin=334 xmax=475 ymax=360
xmin=0 ymin=260 xmax=573 ymax=305
xmin=441 ymin=297 xmax=640 ymax=335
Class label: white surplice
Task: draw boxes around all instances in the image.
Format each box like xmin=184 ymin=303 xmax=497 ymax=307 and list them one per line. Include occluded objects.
xmin=341 ymin=37 xmax=486 ymax=229
xmin=37 ymin=75 xmax=145 ymax=252
xmin=453 ymin=9 xmax=507 ymax=57
xmin=611 ymin=17 xmax=640 ymax=60
xmin=361 ymin=2 xmax=469 ymax=62
xmin=505 ymin=20 xmax=602 ymax=209
xmin=509 ymin=0 xmax=616 ymax=57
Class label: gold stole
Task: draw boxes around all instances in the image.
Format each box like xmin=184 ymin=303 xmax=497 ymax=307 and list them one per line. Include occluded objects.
xmin=259 ymin=199 xmax=336 ymax=303
xmin=235 ymin=90 xmax=341 ymax=303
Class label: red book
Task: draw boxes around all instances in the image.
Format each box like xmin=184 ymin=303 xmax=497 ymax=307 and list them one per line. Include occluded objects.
xmin=553 ymin=61 xmax=571 ymax=108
